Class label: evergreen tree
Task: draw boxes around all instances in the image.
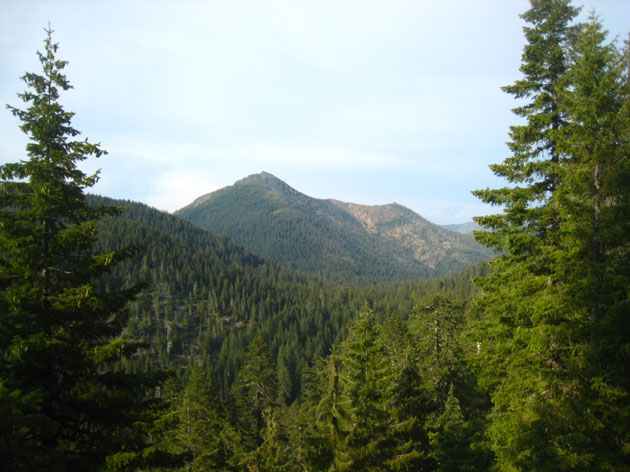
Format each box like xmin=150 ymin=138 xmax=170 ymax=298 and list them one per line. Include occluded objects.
xmin=474 ymin=0 xmax=580 ymax=260
xmin=378 ymin=315 xmax=434 ymax=471
xmin=314 ymin=353 xmax=352 ymax=471
xmin=241 ymin=407 xmax=292 ymax=472
xmin=336 ymin=306 xmax=391 ymax=471
xmin=233 ymin=336 xmax=278 ymax=450
xmin=0 ymin=27 xmax=167 ymax=471
xmin=429 ymin=384 xmax=465 ymax=472
xmin=165 ymin=364 xmax=230 ymax=471
xmin=555 ymin=14 xmax=630 ymax=469
xmin=328 ymin=306 xmax=433 ymax=471
xmin=408 ymin=297 xmax=493 ymax=471
xmin=276 ymin=344 xmax=297 ymax=406
xmin=471 ymin=1 xmax=582 ymax=468
xmin=412 ymin=295 xmax=465 ymax=395
xmin=472 ymin=1 xmax=630 ymax=470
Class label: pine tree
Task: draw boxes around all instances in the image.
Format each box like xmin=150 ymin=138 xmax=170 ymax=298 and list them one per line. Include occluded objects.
xmin=471 ymin=2 xmax=581 ymax=467
xmin=412 ymin=295 xmax=465 ymax=395
xmin=314 ymin=353 xmax=352 ymax=471
xmin=165 ymin=364 xmax=230 ymax=471
xmin=474 ymin=0 xmax=580 ymax=259
xmin=429 ymin=384 xmax=465 ymax=472
xmin=410 ymin=295 xmax=493 ymax=471
xmin=232 ymin=336 xmax=278 ymax=450
xmin=378 ymin=314 xmax=434 ymax=471
xmin=241 ymin=407 xmax=292 ymax=472
xmin=0 ymin=26 xmax=167 ymax=471
xmin=554 ymin=14 xmax=630 ymax=469
xmin=472 ymin=1 xmax=630 ymax=470
xmin=329 ymin=306 xmax=434 ymax=471
xmin=335 ymin=306 xmax=392 ymax=471
xmin=471 ymin=0 xmax=571 ymax=468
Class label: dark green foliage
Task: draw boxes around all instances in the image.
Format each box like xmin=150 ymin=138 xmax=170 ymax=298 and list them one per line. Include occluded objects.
xmin=90 ymin=193 xmax=487 ymax=401
xmin=302 ymin=307 xmax=438 ymax=471
xmin=161 ymin=364 xmax=232 ymax=471
xmin=7 ymin=3 xmax=627 ymax=470
xmin=410 ymin=296 xmax=493 ymax=471
xmin=176 ymin=172 xmax=493 ymax=284
xmin=287 ymin=300 xmax=491 ymax=472
xmin=472 ymin=1 xmax=630 ymax=470
xmin=336 ymin=306 xmax=394 ymax=470
xmin=233 ymin=336 xmax=278 ymax=448
xmin=313 ymin=354 xmax=352 ymax=469
xmin=0 ymin=27 xmax=169 ymax=471
xmin=429 ymin=385 xmax=471 ymax=472
xmin=554 ymin=14 xmax=630 ymax=468
xmin=240 ymin=407 xmax=293 ymax=471
xmin=413 ymin=295 xmax=466 ymax=393
xmin=16 ymin=184 xmax=488 ymax=471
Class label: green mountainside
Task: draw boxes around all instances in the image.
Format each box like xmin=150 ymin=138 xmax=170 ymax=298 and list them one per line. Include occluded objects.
xmin=6 ymin=2 xmax=629 ymax=468
xmin=176 ymin=172 xmax=493 ymax=283
xmin=89 ymin=195 xmax=487 ymax=399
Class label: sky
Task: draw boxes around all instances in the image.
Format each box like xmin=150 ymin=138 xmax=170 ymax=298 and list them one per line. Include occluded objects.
xmin=1 ymin=0 xmax=628 ymax=225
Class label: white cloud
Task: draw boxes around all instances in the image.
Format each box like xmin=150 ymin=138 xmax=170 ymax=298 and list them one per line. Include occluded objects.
xmin=144 ymin=169 xmax=222 ymax=212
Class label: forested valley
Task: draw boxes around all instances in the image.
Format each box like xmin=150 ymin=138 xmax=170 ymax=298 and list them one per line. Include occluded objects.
xmin=1 ymin=0 xmax=630 ymax=470
xmin=94 ymin=197 xmax=490 ymax=469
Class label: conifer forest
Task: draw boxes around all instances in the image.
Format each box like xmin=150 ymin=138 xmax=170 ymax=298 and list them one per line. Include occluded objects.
xmin=1 ymin=0 xmax=629 ymax=470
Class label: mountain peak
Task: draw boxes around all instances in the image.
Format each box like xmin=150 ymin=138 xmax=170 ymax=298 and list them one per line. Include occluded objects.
xmin=237 ymin=172 xmax=303 ymax=198
xmin=239 ymin=171 xmax=284 ymax=188
xmin=177 ymin=173 xmax=493 ymax=282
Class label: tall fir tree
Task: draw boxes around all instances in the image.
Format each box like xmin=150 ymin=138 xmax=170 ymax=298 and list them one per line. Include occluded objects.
xmin=0 ymin=27 xmax=168 ymax=471
xmin=232 ymin=336 xmax=278 ymax=452
xmin=474 ymin=0 xmax=580 ymax=260
xmin=471 ymin=1 xmax=581 ymax=467
xmin=326 ymin=306 xmax=432 ymax=471
xmin=241 ymin=407 xmax=292 ymax=472
xmin=410 ymin=297 xmax=493 ymax=471
xmin=555 ymin=14 xmax=630 ymax=469
xmin=472 ymin=1 xmax=630 ymax=470
xmin=378 ymin=314 xmax=435 ymax=471
xmin=164 ymin=364 xmax=231 ymax=471
xmin=336 ymin=306 xmax=391 ymax=471
xmin=314 ymin=353 xmax=352 ymax=471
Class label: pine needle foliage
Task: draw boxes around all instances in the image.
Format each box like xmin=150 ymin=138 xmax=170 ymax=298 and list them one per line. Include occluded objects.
xmin=0 ymin=26 xmax=169 ymax=471
xmin=472 ymin=1 xmax=630 ymax=470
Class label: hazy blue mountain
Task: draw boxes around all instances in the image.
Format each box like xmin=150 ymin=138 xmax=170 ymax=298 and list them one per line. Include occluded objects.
xmin=442 ymin=221 xmax=481 ymax=235
xmin=176 ymin=172 xmax=494 ymax=283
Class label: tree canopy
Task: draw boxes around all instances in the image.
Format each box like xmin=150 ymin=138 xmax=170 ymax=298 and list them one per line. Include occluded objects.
xmin=2 ymin=2 xmax=629 ymax=470
xmin=0 ymin=26 xmax=169 ymax=471
xmin=472 ymin=2 xmax=630 ymax=469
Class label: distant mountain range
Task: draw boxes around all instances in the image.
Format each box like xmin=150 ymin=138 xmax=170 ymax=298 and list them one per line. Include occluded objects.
xmin=176 ymin=172 xmax=494 ymax=283
xmin=441 ymin=221 xmax=481 ymax=235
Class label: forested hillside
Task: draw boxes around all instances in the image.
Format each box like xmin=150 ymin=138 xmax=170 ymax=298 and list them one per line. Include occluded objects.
xmin=91 ymin=195 xmax=486 ymax=400
xmin=2 ymin=0 xmax=629 ymax=470
xmin=176 ymin=171 xmax=493 ymax=283
xmin=86 ymin=196 xmax=495 ymax=470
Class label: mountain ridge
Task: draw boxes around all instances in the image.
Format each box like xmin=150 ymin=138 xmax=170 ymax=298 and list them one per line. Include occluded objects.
xmin=176 ymin=172 xmax=493 ymax=283
xmin=441 ymin=221 xmax=481 ymax=235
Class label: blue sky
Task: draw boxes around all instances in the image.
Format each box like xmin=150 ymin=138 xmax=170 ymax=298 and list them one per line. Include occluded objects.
xmin=1 ymin=0 xmax=628 ymax=224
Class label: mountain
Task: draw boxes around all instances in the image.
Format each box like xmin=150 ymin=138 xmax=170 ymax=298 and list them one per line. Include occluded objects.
xmin=176 ymin=172 xmax=494 ymax=283
xmin=442 ymin=221 xmax=481 ymax=235
xmin=88 ymin=195 xmax=487 ymax=400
